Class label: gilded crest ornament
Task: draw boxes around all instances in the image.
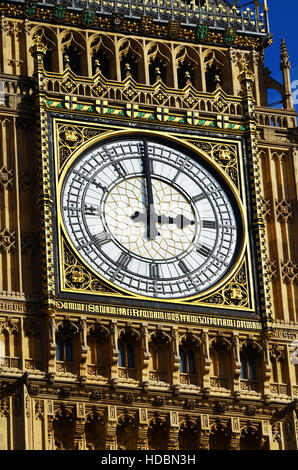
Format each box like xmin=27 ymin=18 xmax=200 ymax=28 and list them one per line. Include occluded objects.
xmin=139 ymin=16 xmax=153 ymax=34
xmin=224 ymin=27 xmax=237 ymax=45
xmin=82 ymin=8 xmax=96 ymax=27
xmin=197 ymin=24 xmax=209 ymax=41
xmin=53 ymin=4 xmax=67 ymax=22
xmin=24 ymin=0 xmax=37 ymax=18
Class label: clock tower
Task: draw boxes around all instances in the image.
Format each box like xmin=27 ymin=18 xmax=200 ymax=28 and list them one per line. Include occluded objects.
xmin=0 ymin=0 xmax=297 ymax=450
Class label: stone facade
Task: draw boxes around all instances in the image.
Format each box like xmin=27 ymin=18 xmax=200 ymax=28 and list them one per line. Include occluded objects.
xmin=0 ymin=0 xmax=297 ymax=450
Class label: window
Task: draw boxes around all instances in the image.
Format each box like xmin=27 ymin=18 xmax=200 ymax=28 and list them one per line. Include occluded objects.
xmin=87 ymin=334 xmax=110 ymax=377
xmin=240 ymin=345 xmax=261 ymax=392
xmin=149 ymin=342 xmax=171 ymax=383
xmin=179 ymin=347 xmax=196 ymax=374
xmin=118 ymin=339 xmax=137 ymax=379
xmin=56 ymin=336 xmax=73 ymax=362
xmin=210 ymin=344 xmax=231 ymax=389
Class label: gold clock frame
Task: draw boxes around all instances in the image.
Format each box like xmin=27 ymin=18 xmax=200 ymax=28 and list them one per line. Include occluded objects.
xmin=54 ymin=118 xmax=255 ymax=312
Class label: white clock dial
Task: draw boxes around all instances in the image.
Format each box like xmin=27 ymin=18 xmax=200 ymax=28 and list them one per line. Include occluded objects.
xmin=61 ymin=137 xmax=241 ymax=299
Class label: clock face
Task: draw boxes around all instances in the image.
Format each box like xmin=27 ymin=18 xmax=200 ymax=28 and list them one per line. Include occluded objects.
xmin=61 ymin=136 xmax=242 ymax=299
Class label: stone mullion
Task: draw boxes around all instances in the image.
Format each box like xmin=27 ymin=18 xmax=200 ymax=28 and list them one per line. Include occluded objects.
xmin=240 ymin=69 xmax=272 ymax=331
xmin=272 ymin=152 xmax=293 ymax=322
xmin=259 ymin=149 xmax=283 ymax=320
xmin=12 ymin=116 xmax=23 ymax=295
xmin=30 ymin=40 xmax=55 ymax=307
xmin=280 ymin=152 xmax=297 ymax=322
xmin=268 ymin=149 xmax=289 ymax=321
xmin=0 ymin=118 xmax=13 ymax=293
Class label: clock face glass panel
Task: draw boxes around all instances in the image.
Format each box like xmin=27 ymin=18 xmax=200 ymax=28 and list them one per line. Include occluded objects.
xmin=61 ymin=137 xmax=242 ymax=299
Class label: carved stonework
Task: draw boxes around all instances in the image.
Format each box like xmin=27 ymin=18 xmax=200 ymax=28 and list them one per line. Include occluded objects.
xmin=200 ymin=259 xmax=250 ymax=308
xmin=268 ymin=260 xmax=278 ymax=282
xmin=0 ymin=166 xmax=13 ymax=190
xmin=281 ymin=260 xmax=298 ymax=284
xmin=63 ymin=242 xmax=116 ymax=294
xmin=275 ymin=200 xmax=293 ymax=223
xmin=261 ymin=197 xmax=272 ymax=219
xmin=0 ymin=229 xmax=16 ymax=253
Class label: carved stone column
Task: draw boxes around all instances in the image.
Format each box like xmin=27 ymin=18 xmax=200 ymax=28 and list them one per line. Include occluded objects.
xmin=79 ymin=319 xmax=88 ymax=377
xmin=199 ymin=414 xmax=210 ymax=450
xmin=141 ymin=324 xmax=150 ymax=384
xmin=105 ymin=405 xmax=118 ymax=450
xmin=232 ymin=334 xmax=241 ymax=393
xmin=172 ymin=328 xmax=180 ymax=386
xmin=48 ymin=314 xmax=56 ymax=373
xmin=46 ymin=400 xmax=55 ymax=450
xmin=167 ymin=411 xmax=179 ymax=450
xmin=110 ymin=321 xmax=118 ymax=380
xmin=201 ymin=331 xmax=211 ymax=389
xmin=229 ymin=417 xmax=241 ymax=450
xmin=74 ymin=402 xmax=86 ymax=450
xmin=137 ymin=408 xmax=149 ymax=450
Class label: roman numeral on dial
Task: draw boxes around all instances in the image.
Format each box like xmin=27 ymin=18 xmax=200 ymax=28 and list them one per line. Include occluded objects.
xmin=196 ymin=244 xmax=212 ymax=258
xmin=84 ymin=204 xmax=100 ymax=216
xmin=149 ymin=263 xmax=160 ymax=279
xmin=117 ymin=252 xmax=131 ymax=269
xmin=92 ymin=231 xmax=110 ymax=246
xmin=178 ymin=259 xmax=190 ymax=274
xmin=192 ymin=193 xmax=207 ymax=203
xmin=202 ymin=220 xmax=217 ymax=229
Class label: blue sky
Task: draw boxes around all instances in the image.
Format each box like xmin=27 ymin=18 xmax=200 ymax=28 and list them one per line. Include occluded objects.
xmin=264 ymin=0 xmax=298 ymax=111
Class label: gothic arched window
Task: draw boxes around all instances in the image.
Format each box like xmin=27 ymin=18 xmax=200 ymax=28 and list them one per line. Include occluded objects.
xmin=210 ymin=338 xmax=232 ymax=389
xmin=209 ymin=426 xmax=230 ymax=451
xmin=270 ymin=349 xmax=289 ymax=395
xmin=240 ymin=344 xmax=262 ymax=392
xmin=87 ymin=328 xmax=110 ymax=378
xmin=55 ymin=321 xmax=78 ymax=374
xmin=149 ymin=332 xmax=172 ymax=383
xmin=240 ymin=427 xmax=262 ymax=451
xmin=56 ymin=336 xmax=73 ymax=362
xmin=117 ymin=331 xmax=139 ymax=380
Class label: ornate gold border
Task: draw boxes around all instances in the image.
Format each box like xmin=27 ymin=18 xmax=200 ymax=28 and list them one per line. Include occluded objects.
xmin=54 ymin=119 xmax=254 ymax=310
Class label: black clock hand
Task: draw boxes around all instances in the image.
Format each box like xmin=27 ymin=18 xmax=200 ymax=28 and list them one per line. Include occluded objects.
xmin=132 ymin=211 xmax=195 ymax=229
xmin=142 ymin=139 xmax=160 ymax=240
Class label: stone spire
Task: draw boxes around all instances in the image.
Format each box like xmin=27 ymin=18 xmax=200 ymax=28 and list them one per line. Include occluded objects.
xmin=280 ymin=39 xmax=294 ymax=109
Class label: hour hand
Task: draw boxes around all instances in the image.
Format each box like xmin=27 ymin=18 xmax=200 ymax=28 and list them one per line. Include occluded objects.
xmin=131 ymin=209 xmax=160 ymax=239
xmin=157 ymin=213 xmax=195 ymax=229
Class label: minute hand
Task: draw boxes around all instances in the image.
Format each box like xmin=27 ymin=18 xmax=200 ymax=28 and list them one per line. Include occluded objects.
xmin=142 ymin=139 xmax=159 ymax=240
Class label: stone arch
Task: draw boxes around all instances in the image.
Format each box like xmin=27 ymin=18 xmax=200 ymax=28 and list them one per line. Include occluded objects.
xmin=30 ymin=26 xmax=58 ymax=72
xmin=174 ymin=45 xmax=201 ymax=89
xmin=209 ymin=421 xmax=230 ymax=450
xmin=202 ymin=49 xmax=232 ymax=94
xmin=146 ymin=42 xmax=173 ymax=87
xmin=53 ymin=404 xmax=75 ymax=450
xmin=179 ymin=332 xmax=203 ymax=386
xmin=149 ymin=329 xmax=172 ymax=383
xmin=89 ymin=34 xmax=116 ymax=79
xmin=85 ymin=407 xmax=106 ymax=450
xmin=269 ymin=346 xmax=289 ymax=389
xmin=210 ymin=336 xmax=233 ymax=390
xmin=87 ymin=324 xmax=110 ymax=379
xmin=179 ymin=417 xmax=200 ymax=450
xmin=239 ymin=340 xmax=263 ymax=393
xmin=117 ymin=412 xmax=138 ymax=450
xmin=60 ymin=30 xmax=87 ymax=76
xmin=118 ymin=326 xmax=141 ymax=380
xmin=240 ymin=424 xmax=262 ymax=450
xmin=148 ymin=415 xmax=168 ymax=450
xmin=117 ymin=38 xmax=144 ymax=83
